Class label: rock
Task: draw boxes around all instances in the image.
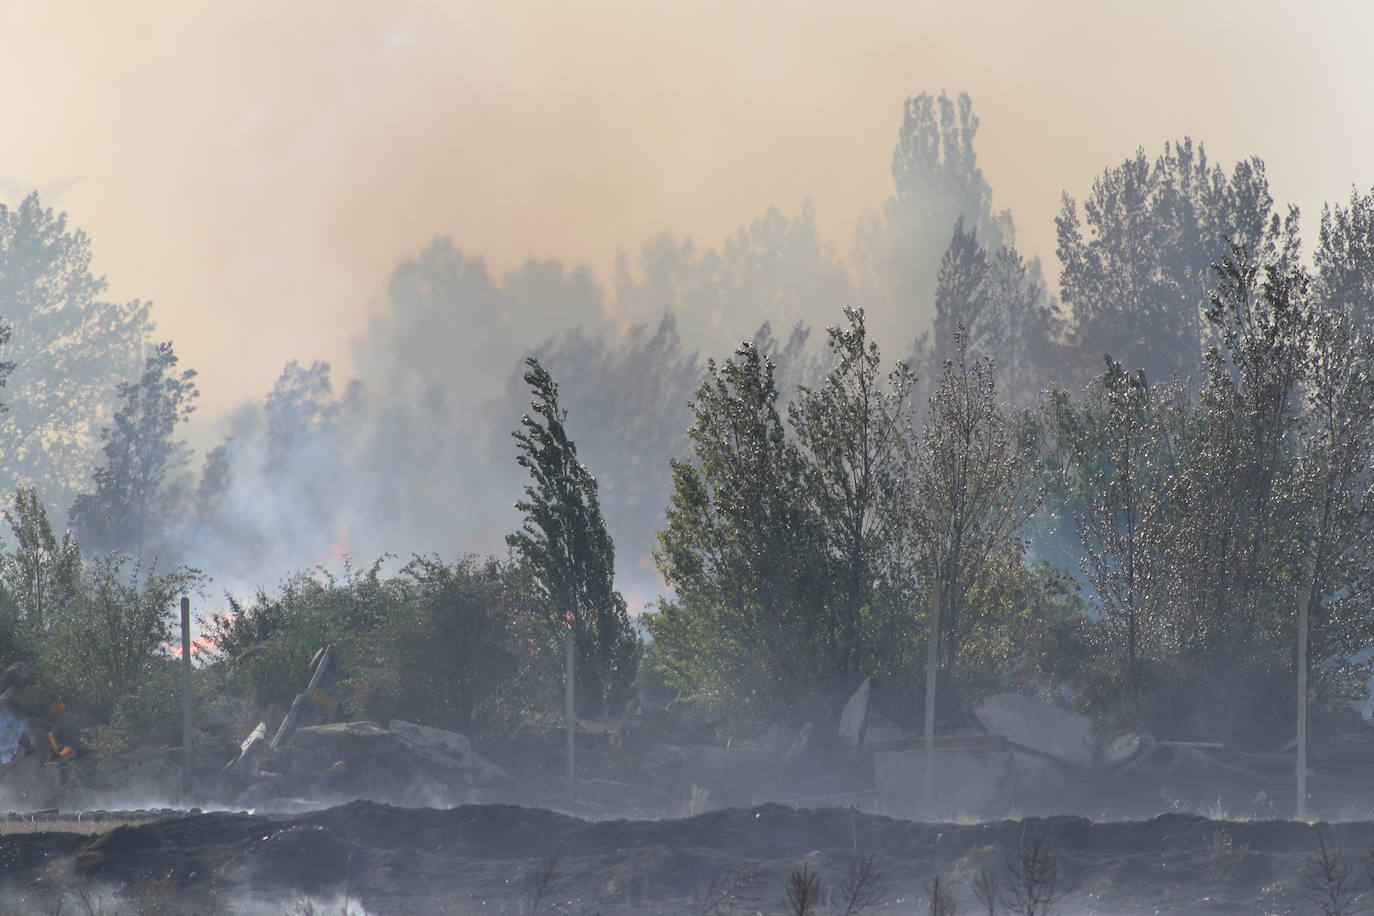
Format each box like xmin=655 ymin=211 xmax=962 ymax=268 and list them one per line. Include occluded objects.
xmin=387 ymin=720 xmax=508 ymax=787
xmin=838 ymin=678 xmax=871 ymax=748
xmin=973 ymin=693 xmax=1096 ymax=769
xmin=292 ymin=721 xmax=399 ymax=762
xmin=257 ymin=744 xmax=331 ymax=779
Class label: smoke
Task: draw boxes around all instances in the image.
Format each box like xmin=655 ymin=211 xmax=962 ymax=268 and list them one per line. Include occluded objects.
xmin=140 ymin=86 xmax=1029 ymax=610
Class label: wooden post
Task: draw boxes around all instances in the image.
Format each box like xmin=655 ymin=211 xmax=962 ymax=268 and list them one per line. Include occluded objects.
xmin=565 ymin=627 xmax=576 ymax=802
xmin=180 ymin=596 xmax=192 ymax=802
xmin=1297 ymin=553 xmax=1315 ymax=819
xmin=922 ymin=582 xmax=941 ymax=816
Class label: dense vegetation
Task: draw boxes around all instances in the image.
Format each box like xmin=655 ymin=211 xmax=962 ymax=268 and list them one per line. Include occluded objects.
xmin=0 ymin=92 xmax=1371 ymax=751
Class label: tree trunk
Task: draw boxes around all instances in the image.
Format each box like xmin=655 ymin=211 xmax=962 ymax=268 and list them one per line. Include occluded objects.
xmin=565 ymin=627 xmax=576 ymax=802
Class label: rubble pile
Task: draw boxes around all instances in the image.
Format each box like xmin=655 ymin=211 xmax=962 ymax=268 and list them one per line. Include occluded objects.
xmin=2 ymin=647 xmax=1374 ymax=821
xmin=0 ymin=648 xmax=512 ymax=813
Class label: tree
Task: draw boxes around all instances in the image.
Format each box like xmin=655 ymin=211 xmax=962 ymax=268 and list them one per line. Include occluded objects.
xmin=1057 ymin=140 xmax=1299 ymax=387
xmin=70 ymin=341 xmax=198 ymax=560
xmin=1047 ymin=360 xmax=1183 ymax=696
xmin=507 ymin=358 xmax=639 ymax=716
xmin=1 ymin=486 xmax=80 ymax=633
xmin=930 ymin=219 xmax=1062 ymax=399
xmin=909 ymin=331 xmax=1039 ymax=708
xmin=0 ymin=193 xmax=153 ymax=517
xmin=1313 ymin=185 xmax=1374 ymax=331
xmin=612 ymin=203 xmax=852 ymax=358
xmin=790 ymin=307 xmax=915 ymax=681
xmin=855 ymin=92 xmax=1014 ymax=351
xmin=1298 ymin=300 xmax=1374 ymax=702
xmin=520 ymin=315 xmax=701 ymax=601
xmin=45 ymin=557 xmax=202 ymax=725
xmin=1164 ymin=250 xmax=1311 ymax=661
xmin=652 ymin=340 xmax=834 ymax=722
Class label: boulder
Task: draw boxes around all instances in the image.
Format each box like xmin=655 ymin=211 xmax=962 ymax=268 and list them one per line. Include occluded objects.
xmin=292 ymin=721 xmax=400 ymax=762
xmin=387 ymin=720 xmax=508 ymax=787
xmin=973 ymin=693 xmax=1095 ymax=769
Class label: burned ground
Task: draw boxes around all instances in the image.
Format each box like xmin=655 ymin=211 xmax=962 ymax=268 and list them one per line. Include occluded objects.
xmin=0 ymin=801 xmax=1371 ymax=913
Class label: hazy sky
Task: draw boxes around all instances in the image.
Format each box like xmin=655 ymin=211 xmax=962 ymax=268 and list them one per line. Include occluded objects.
xmin=2 ymin=0 xmax=1372 ymax=418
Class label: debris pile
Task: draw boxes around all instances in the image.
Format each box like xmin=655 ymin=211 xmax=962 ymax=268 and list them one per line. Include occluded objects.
xmin=3 ymin=644 xmax=1374 ymax=821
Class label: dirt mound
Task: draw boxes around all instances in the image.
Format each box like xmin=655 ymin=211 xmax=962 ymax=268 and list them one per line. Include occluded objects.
xmin=0 ymin=801 xmax=1367 ymax=913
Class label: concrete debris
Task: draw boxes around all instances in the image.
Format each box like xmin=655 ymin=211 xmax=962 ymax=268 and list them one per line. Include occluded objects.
xmin=293 ymin=720 xmax=400 ymax=761
xmin=973 ymin=693 xmax=1096 ymax=769
xmin=838 ymin=677 xmax=871 ymax=748
xmin=388 ymin=719 xmax=508 ymax=787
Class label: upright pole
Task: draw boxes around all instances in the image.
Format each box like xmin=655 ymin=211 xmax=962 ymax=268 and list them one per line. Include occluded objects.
xmin=922 ymin=582 xmax=941 ymax=816
xmin=565 ymin=626 xmax=576 ymax=802
xmin=1297 ymin=553 xmax=1315 ymax=819
xmin=180 ymin=596 xmax=193 ymax=802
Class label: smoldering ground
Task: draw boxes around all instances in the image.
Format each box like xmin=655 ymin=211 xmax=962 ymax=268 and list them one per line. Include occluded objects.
xmin=3 ymin=801 xmax=1374 ymax=914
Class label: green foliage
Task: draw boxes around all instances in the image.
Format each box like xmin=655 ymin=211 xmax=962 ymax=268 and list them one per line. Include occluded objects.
xmin=791 ymin=307 xmax=916 ymax=681
xmin=1044 ymin=245 xmax=1374 ymax=739
xmin=652 ymin=309 xmax=1048 ymax=730
xmin=208 ymin=556 xmax=558 ymax=737
xmin=1 ymin=486 xmax=80 ymax=635
xmin=43 ymin=556 xmax=202 ymax=723
xmin=911 ymin=331 xmax=1042 ymax=712
xmin=350 ymin=556 xmax=559 ymax=735
xmin=651 ymin=337 xmax=838 ymax=727
xmin=507 ymin=357 xmax=640 ymax=716
xmin=208 ymin=560 xmax=402 ymax=711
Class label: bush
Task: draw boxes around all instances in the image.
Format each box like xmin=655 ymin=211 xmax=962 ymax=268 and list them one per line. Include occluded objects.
xmin=208 ymin=555 xmax=560 ymax=738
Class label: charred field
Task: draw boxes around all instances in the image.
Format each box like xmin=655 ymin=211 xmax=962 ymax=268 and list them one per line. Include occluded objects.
xmin=0 ymin=801 xmax=1370 ymax=914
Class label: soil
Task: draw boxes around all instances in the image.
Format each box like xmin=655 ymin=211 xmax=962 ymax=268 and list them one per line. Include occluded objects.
xmin=0 ymin=802 xmax=1368 ymax=914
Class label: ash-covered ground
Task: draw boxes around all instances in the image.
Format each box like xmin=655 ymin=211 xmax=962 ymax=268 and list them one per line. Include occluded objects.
xmin=7 ymin=668 xmax=1374 ymax=913
xmin=1 ymin=801 xmax=1370 ymax=914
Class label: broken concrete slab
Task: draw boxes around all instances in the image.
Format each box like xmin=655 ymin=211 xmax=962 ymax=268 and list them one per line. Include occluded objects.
xmin=973 ymin=693 xmax=1095 ymax=769
xmin=838 ymin=678 xmax=871 ymax=748
xmin=387 ymin=719 xmax=508 ymax=787
xmin=293 ymin=721 xmax=399 ymax=762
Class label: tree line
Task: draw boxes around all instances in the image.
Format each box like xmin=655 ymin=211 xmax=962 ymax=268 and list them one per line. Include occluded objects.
xmin=0 ymin=95 xmax=1370 ymax=746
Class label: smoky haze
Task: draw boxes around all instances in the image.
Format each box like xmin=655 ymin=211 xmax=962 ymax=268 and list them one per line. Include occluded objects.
xmin=3 ymin=1 xmax=1372 ymax=414
xmin=1 ymin=3 xmax=1374 ymax=598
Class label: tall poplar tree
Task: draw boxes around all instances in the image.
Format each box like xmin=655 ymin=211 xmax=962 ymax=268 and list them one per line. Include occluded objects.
xmin=507 ymin=358 xmax=639 ymax=716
